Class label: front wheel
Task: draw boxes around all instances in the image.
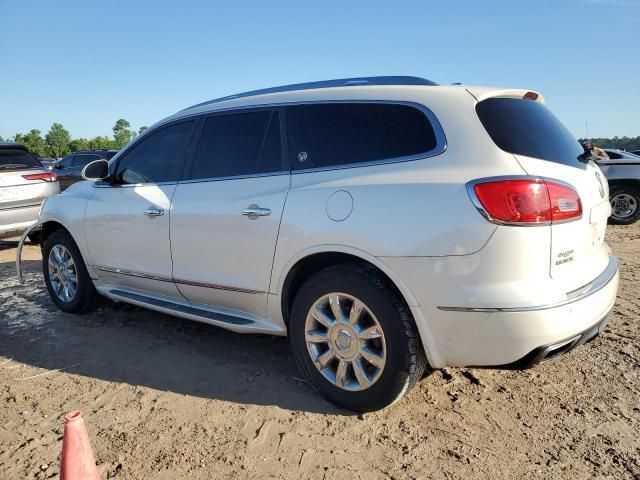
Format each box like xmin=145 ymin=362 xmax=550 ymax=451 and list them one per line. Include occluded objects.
xmin=609 ymin=185 xmax=640 ymax=225
xmin=289 ymin=264 xmax=428 ymax=412
xmin=42 ymin=229 xmax=100 ymax=313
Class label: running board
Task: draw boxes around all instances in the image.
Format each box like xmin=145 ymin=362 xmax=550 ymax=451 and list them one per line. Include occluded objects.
xmin=102 ymin=288 xmax=285 ymax=335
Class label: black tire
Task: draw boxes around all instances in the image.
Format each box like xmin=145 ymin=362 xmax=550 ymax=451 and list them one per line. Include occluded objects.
xmin=609 ymin=185 xmax=640 ymax=225
xmin=27 ymin=231 xmax=41 ymax=244
xmin=289 ymin=263 xmax=429 ymax=412
xmin=42 ymin=229 xmax=100 ymax=314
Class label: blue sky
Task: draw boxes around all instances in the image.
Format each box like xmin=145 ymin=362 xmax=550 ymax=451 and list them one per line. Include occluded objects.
xmin=1 ymin=0 xmax=638 ymax=140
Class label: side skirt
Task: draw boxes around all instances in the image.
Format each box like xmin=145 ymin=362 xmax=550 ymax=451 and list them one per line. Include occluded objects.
xmin=97 ymin=286 xmax=286 ymax=336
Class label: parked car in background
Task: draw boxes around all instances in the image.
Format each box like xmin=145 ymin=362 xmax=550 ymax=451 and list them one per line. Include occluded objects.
xmin=39 ymin=158 xmax=58 ymax=170
xmin=1 ymin=143 xmax=60 ymax=240
xmin=18 ymin=77 xmax=619 ymax=411
xmin=55 ymin=149 xmax=118 ymax=190
xmin=603 ymin=149 xmax=640 ymax=162
xmin=596 ymin=149 xmax=640 ymax=224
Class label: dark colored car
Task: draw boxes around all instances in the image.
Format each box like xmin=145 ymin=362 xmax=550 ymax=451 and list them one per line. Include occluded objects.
xmin=55 ymin=150 xmax=118 ymax=190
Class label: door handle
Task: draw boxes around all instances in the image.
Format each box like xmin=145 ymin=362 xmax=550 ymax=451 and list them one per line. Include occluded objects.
xmin=144 ymin=206 xmax=165 ymax=217
xmin=241 ymin=207 xmax=271 ymax=217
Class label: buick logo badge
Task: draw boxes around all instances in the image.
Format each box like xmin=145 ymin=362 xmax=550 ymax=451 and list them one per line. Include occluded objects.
xmin=595 ymin=172 xmax=605 ymax=198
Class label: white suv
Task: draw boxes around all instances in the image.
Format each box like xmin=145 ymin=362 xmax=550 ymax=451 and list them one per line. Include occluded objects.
xmin=17 ymin=77 xmax=619 ymax=412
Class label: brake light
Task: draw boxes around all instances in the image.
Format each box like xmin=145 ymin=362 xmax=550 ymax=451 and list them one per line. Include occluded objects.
xmin=22 ymin=172 xmax=57 ymax=182
xmin=471 ymin=178 xmax=581 ymax=225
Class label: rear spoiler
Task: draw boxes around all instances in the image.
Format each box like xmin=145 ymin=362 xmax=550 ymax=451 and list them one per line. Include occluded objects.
xmin=465 ymin=86 xmax=545 ymax=104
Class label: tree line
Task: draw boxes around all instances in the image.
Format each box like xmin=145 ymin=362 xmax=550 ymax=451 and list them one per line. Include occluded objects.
xmin=0 ymin=119 xmax=147 ymax=159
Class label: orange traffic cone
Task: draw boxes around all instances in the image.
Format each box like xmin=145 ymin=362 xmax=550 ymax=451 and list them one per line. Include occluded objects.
xmin=60 ymin=411 xmax=100 ymax=480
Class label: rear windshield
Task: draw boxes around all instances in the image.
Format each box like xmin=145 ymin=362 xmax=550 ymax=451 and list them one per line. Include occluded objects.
xmin=0 ymin=148 xmax=41 ymax=170
xmin=476 ymin=98 xmax=583 ymax=167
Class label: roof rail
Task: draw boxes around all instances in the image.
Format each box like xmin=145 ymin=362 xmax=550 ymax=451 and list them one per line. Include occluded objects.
xmin=182 ymin=76 xmax=438 ymax=111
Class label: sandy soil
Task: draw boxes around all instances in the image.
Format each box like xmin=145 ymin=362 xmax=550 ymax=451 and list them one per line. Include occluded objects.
xmin=0 ymin=225 xmax=638 ymax=479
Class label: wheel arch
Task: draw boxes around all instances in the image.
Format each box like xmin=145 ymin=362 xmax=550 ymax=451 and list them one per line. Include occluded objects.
xmin=276 ymin=246 xmax=419 ymax=327
xmin=38 ymin=218 xmax=97 ymax=279
xmin=608 ymin=179 xmax=640 ymax=191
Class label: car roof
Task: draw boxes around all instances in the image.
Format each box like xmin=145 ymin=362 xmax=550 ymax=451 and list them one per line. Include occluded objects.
xmin=181 ymin=76 xmax=439 ymax=112
xmin=0 ymin=142 xmax=28 ymax=150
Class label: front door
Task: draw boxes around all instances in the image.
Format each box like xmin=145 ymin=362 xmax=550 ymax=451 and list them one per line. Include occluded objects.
xmin=170 ymin=109 xmax=289 ymax=318
xmin=84 ymin=119 xmax=197 ymax=298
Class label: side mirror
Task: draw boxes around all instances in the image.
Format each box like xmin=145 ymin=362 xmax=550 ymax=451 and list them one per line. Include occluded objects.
xmin=54 ymin=163 xmax=63 ymax=170
xmin=82 ymin=159 xmax=109 ymax=181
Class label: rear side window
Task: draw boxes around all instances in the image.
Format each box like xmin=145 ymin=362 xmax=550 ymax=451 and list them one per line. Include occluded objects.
xmin=114 ymin=120 xmax=195 ymax=184
xmin=190 ymin=110 xmax=282 ymax=180
xmin=476 ymin=98 xmax=583 ymax=166
xmin=606 ymin=151 xmax=621 ymax=160
xmin=286 ymin=103 xmax=438 ymax=170
xmin=0 ymin=148 xmax=41 ymax=170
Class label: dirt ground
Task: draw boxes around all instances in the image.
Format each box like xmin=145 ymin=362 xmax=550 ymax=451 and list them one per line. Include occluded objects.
xmin=0 ymin=225 xmax=638 ymax=480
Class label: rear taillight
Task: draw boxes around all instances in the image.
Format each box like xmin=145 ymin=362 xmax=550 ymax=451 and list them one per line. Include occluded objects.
xmin=22 ymin=172 xmax=57 ymax=182
xmin=470 ymin=178 xmax=582 ymax=225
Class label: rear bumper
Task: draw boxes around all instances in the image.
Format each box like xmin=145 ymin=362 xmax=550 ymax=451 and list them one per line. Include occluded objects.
xmin=0 ymin=205 xmax=40 ymax=239
xmin=492 ymin=307 xmax=612 ymax=369
xmin=395 ymin=254 xmax=619 ymax=368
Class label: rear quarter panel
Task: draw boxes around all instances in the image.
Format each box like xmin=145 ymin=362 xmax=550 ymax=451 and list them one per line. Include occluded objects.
xmin=270 ymin=87 xmax=528 ymax=294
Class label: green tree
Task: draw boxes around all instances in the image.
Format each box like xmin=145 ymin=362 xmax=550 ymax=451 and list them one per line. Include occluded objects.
xmin=138 ymin=126 xmax=148 ymax=135
xmin=45 ymin=123 xmax=71 ymax=158
xmin=20 ymin=129 xmax=48 ymax=157
xmin=87 ymin=136 xmax=115 ymax=150
xmin=68 ymin=138 xmax=89 ymax=153
xmin=113 ymin=119 xmax=135 ymax=148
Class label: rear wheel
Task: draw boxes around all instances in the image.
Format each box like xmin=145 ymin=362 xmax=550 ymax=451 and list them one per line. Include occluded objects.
xmin=289 ymin=264 xmax=428 ymax=412
xmin=609 ymin=185 xmax=640 ymax=225
xmin=42 ymin=230 xmax=100 ymax=313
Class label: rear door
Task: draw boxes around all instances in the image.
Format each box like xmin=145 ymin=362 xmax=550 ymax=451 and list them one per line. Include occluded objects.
xmin=170 ymin=109 xmax=289 ymax=318
xmin=475 ymin=96 xmax=611 ymax=291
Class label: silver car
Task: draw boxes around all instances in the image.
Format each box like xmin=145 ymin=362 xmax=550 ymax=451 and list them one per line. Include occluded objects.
xmin=0 ymin=143 xmax=60 ymax=240
xmin=597 ymin=149 xmax=640 ymax=224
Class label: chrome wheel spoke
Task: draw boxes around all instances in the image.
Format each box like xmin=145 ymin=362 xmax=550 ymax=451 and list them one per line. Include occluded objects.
xmin=313 ymin=306 xmax=335 ymax=328
xmin=352 ymin=358 xmax=371 ymax=388
xmin=335 ymin=360 xmax=348 ymax=387
xmin=328 ymin=293 xmax=346 ymax=323
xmin=357 ymin=325 xmax=382 ymax=340
xmin=305 ymin=329 xmax=328 ymax=344
xmin=361 ymin=347 xmax=385 ymax=369
xmin=315 ymin=349 xmax=335 ymax=369
xmin=348 ymin=299 xmax=365 ymax=326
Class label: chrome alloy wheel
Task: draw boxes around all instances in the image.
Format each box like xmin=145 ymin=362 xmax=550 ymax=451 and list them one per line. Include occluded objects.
xmin=304 ymin=293 xmax=387 ymax=391
xmin=48 ymin=244 xmax=78 ymax=303
xmin=611 ymin=193 xmax=638 ymax=220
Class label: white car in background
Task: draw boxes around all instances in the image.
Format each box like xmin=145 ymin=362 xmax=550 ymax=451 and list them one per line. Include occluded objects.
xmin=17 ymin=77 xmax=619 ymax=411
xmin=0 ymin=143 xmax=59 ymax=240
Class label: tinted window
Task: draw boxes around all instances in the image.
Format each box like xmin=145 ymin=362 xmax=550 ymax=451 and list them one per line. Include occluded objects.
xmin=286 ymin=103 xmax=438 ymax=170
xmin=476 ymin=98 xmax=583 ymax=166
xmin=605 ymin=151 xmax=621 ymax=160
xmin=74 ymin=154 xmax=101 ymax=167
xmin=0 ymin=148 xmax=41 ymax=170
xmin=191 ymin=110 xmax=282 ymax=180
xmin=114 ymin=120 xmax=194 ymax=184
